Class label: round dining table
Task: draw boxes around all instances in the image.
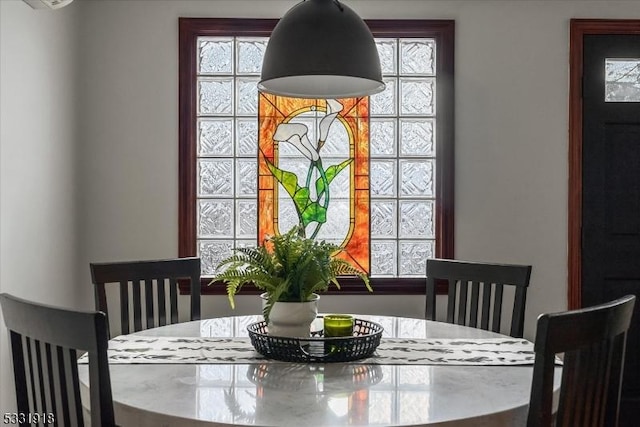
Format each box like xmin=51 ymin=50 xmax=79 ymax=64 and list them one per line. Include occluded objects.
xmin=79 ymin=314 xmax=560 ymax=427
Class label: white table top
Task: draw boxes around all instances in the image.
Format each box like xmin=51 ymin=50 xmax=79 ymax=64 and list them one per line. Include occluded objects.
xmin=79 ymin=315 xmax=560 ymax=427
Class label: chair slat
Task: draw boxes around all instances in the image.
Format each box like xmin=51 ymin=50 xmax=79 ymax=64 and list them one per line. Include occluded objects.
xmin=469 ymin=281 xmax=480 ymax=328
xmin=90 ymin=258 xmax=201 ymax=337
xmin=425 ymin=276 xmax=436 ymax=320
xmin=481 ymin=283 xmax=491 ymax=330
xmin=66 ymin=348 xmax=83 ymax=426
xmin=491 ymin=283 xmax=503 ymax=333
xmin=170 ymin=277 xmax=178 ymax=324
xmin=529 ymin=351 xmax=556 ymax=427
xmin=35 ymin=340 xmax=48 ymax=414
xmin=132 ymin=280 xmax=142 ymax=332
xmin=26 ymin=338 xmax=41 ymax=414
xmin=590 ymin=340 xmax=610 ymax=425
xmin=55 ymin=346 xmax=71 ymax=427
xmin=446 ymin=279 xmax=456 ymax=324
xmin=605 ymin=334 xmax=627 ymax=426
xmin=575 ymin=349 xmax=589 ymax=426
xmin=556 ymin=351 xmax=573 ymax=427
xmin=583 ymin=344 xmax=598 ymax=424
xmin=44 ymin=343 xmax=56 ymax=416
xmin=10 ymin=332 xmax=29 ymax=415
xmin=158 ymin=277 xmax=167 ymax=327
xmin=144 ymin=278 xmax=154 ymax=329
xmin=457 ymin=280 xmax=468 ymax=325
xmin=95 ymin=283 xmax=109 ymax=325
xmin=511 ymin=286 xmax=527 ymax=338
xmin=119 ymin=281 xmax=130 ymax=335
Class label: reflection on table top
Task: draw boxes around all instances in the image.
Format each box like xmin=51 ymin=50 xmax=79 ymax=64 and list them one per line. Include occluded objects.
xmin=79 ymin=315 xmax=560 ymax=427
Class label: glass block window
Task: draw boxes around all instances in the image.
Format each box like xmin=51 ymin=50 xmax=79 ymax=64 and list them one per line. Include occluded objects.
xmin=605 ymin=58 xmax=640 ymax=102
xmin=179 ymin=19 xmax=454 ymax=293
xmin=370 ymin=38 xmax=436 ymax=277
xmin=195 ymin=36 xmax=267 ymax=275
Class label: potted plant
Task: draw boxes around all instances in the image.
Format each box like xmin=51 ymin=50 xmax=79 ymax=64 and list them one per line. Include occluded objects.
xmin=210 ymin=226 xmax=371 ymax=337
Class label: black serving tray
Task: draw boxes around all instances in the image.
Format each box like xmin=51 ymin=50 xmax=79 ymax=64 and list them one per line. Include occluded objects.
xmin=247 ymin=318 xmax=383 ymax=363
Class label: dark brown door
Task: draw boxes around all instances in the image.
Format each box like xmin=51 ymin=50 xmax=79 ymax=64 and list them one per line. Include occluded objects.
xmin=582 ymin=33 xmax=640 ymax=424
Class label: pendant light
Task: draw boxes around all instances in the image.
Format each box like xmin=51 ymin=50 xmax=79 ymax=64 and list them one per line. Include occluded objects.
xmin=259 ymin=0 xmax=385 ymax=99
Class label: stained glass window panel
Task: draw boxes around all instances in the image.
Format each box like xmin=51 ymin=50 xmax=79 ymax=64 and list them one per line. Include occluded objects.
xmin=258 ymin=96 xmax=370 ymax=274
xmin=318 ymin=198 xmax=351 ymax=245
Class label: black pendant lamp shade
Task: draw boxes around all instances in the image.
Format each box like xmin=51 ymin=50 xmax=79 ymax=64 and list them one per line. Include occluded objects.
xmin=259 ymin=0 xmax=385 ymax=99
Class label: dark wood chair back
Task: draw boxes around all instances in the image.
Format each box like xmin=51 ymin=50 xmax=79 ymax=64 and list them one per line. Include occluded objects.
xmin=426 ymin=258 xmax=532 ymax=337
xmin=527 ymin=294 xmax=636 ymax=427
xmin=0 ymin=293 xmax=115 ymax=427
xmin=90 ymin=257 xmax=201 ymax=337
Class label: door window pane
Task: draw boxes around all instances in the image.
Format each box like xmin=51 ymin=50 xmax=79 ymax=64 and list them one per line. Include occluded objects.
xmin=605 ymin=59 xmax=640 ymax=102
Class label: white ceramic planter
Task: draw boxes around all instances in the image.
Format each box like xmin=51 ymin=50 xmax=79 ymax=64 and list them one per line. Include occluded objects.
xmin=260 ymin=293 xmax=320 ymax=337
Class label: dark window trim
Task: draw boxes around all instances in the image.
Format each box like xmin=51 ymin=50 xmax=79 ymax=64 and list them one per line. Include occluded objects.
xmin=178 ymin=18 xmax=455 ymax=295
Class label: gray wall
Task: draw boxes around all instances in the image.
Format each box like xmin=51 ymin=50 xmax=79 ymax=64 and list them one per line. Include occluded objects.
xmin=2 ymin=0 xmax=640 ymax=413
xmin=0 ymin=0 xmax=80 ymax=412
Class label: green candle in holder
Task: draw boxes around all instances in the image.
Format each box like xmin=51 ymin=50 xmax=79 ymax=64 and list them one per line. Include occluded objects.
xmin=324 ymin=314 xmax=354 ymax=337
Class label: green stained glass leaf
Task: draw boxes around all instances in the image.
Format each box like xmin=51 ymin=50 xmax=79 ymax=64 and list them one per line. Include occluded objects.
xmin=265 ymin=158 xmax=298 ymax=198
xmin=266 ymin=157 xmax=316 ymax=222
xmin=293 ymin=187 xmax=311 ymax=213
xmin=301 ymin=202 xmax=327 ymax=227
xmin=315 ymin=159 xmax=353 ymax=198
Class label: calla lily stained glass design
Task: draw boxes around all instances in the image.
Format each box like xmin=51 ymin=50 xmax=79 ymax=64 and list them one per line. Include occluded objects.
xmin=258 ymin=95 xmax=370 ymax=274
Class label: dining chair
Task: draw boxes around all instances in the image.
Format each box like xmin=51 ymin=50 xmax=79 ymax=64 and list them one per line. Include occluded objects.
xmin=90 ymin=257 xmax=201 ymax=337
xmin=0 ymin=293 xmax=115 ymax=427
xmin=527 ymin=294 xmax=636 ymax=427
xmin=425 ymin=258 xmax=532 ymax=337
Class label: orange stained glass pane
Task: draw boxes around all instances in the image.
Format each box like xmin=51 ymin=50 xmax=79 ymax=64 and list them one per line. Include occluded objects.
xmin=258 ymin=94 xmax=370 ymax=274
